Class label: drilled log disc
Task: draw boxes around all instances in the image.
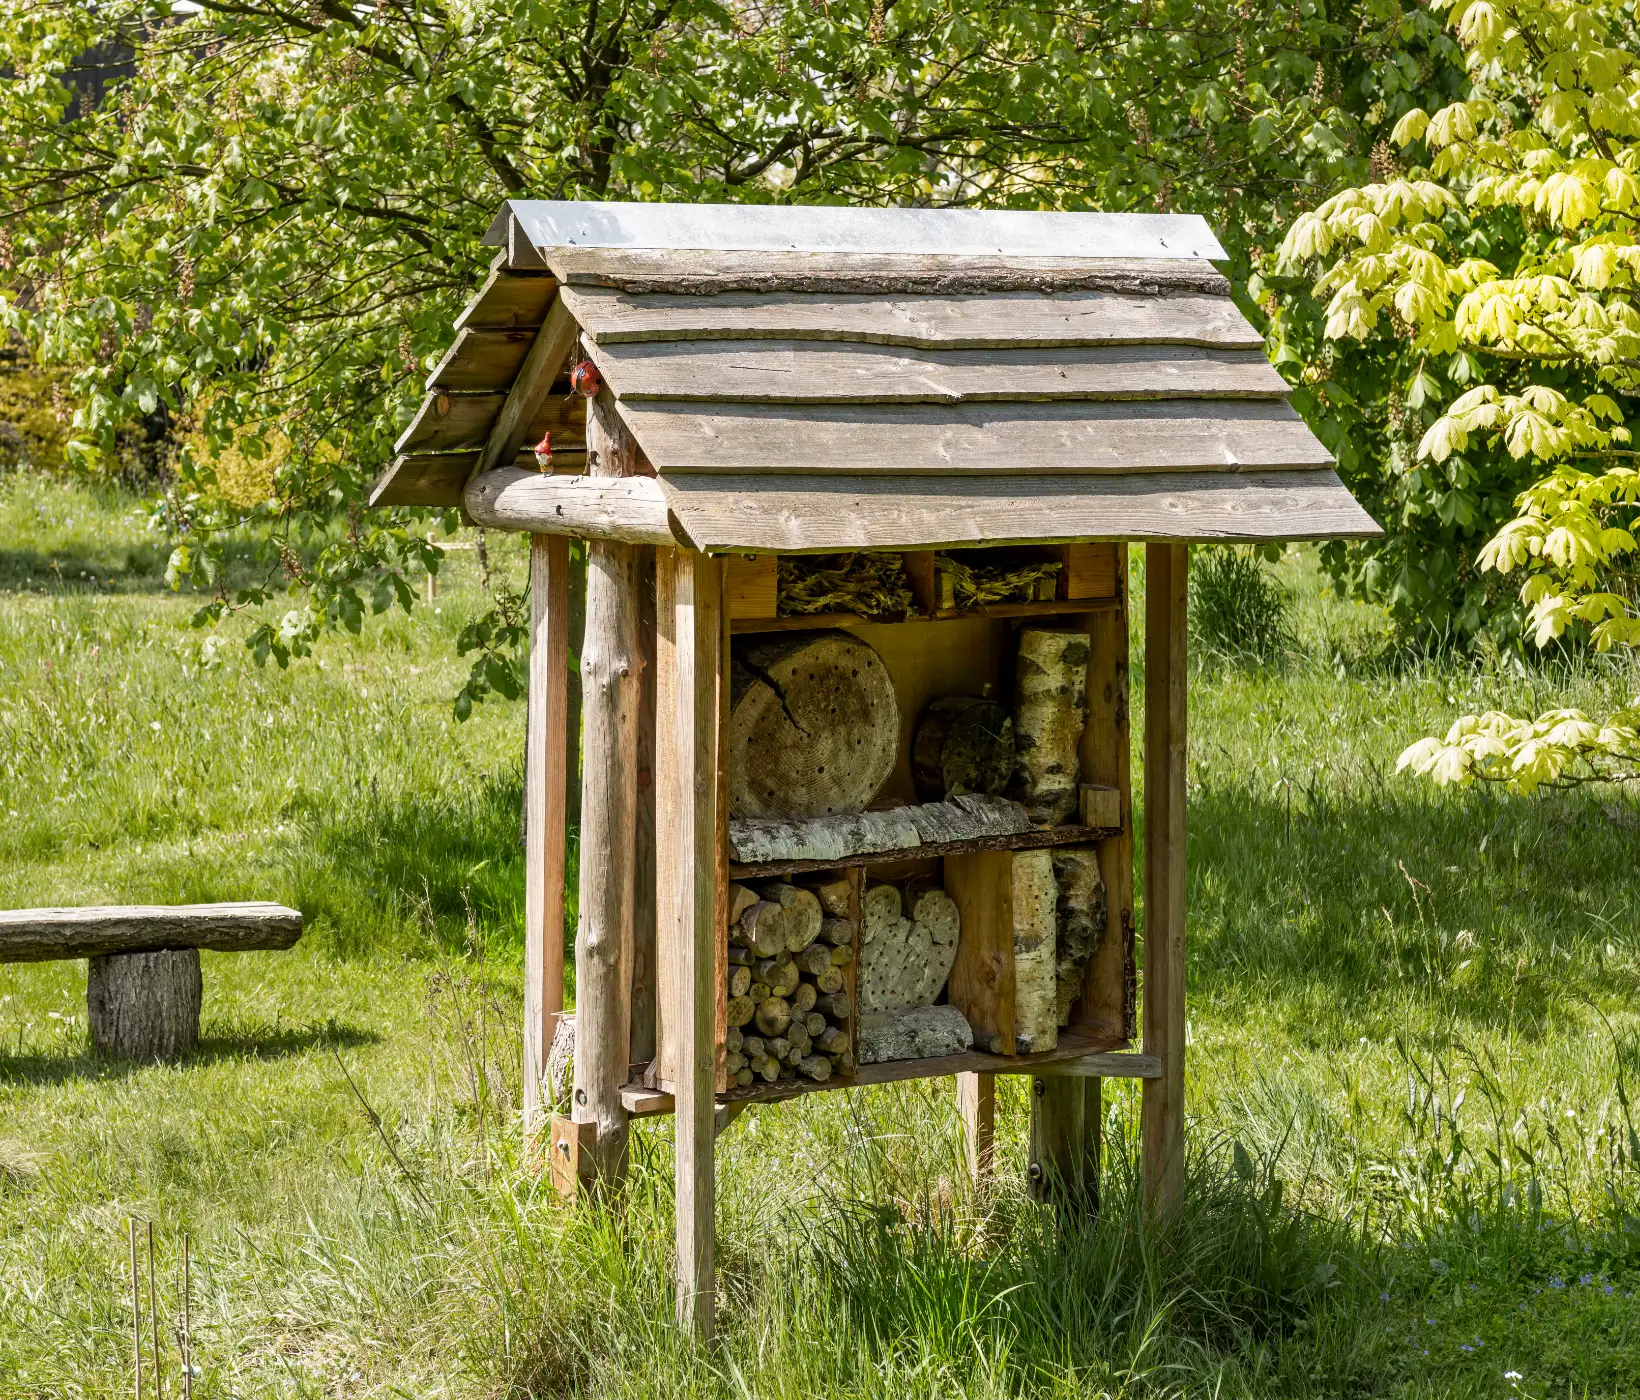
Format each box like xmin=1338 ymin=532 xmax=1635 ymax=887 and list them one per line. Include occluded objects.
xmin=728 ymin=630 xmax=899 ymax=820
xmin=87 ymin=949 xmax=202 ymax=1061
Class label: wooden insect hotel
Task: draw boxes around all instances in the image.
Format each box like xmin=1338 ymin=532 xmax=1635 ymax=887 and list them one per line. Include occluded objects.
xmin=371 ymin=200 xmax=1378 ymax=1336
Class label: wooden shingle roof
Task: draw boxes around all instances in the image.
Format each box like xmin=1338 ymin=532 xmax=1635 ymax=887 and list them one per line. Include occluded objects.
xmin=370 ymin=201 xmax=1378 ymax=549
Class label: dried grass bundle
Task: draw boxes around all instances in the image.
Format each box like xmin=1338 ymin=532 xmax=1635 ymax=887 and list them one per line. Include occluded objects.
xmin=934 ymin=553 xmax=1062 ymax=609
xmin=777 ymin=552 xmax=915 ymax=617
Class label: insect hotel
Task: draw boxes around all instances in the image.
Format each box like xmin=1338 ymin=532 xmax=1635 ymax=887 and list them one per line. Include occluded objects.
xmin=371 ymin=200 xmax=1377 ymax=1336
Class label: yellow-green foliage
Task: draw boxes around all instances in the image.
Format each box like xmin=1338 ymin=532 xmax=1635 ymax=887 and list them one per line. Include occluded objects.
xmin=0 ymin=365 xmax=70 ymax=472
xmin=1281 ymin=0 xmax=1640 ymax=792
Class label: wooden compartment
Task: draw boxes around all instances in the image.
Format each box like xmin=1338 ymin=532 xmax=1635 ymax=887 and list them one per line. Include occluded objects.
xmin=670 ymin=559 xmax=1136 ymax=1105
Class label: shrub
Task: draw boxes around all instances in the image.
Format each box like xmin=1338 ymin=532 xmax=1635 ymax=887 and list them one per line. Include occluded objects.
xmin=1189 ymin=546 xmax=1294 ymax=663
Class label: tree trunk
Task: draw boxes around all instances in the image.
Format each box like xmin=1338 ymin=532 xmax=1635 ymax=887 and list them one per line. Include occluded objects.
xmin=87 ymin=950 xmax=201 ymax=1061
xmin=1010 ymin=849 xmax=1059 ymax=1054
xmin=728 ymin=630 xmax=898 ymax=820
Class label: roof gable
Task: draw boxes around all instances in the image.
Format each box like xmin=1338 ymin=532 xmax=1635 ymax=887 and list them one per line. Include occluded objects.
xmin=372 ymin=200 xmax=1379 ymax=548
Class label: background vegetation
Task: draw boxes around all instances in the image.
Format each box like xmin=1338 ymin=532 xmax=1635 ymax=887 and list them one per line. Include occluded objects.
xmin=3 ymin=476 xmax=1639 ymax=1397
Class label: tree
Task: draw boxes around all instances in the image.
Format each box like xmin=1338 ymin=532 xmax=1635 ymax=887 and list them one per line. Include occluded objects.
xmin=2 ymin=0 xmax=1451 ymax=704
xmin=1276 ymin=0 xmax=1640 ymax=790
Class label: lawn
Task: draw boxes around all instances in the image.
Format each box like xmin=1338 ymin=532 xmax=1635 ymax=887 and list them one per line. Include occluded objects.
xmin=2 ymin=470 xmax=1639 ymax=1398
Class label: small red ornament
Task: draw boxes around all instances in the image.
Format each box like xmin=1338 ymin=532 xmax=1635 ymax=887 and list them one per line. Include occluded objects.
xmin=570 ymin=359 xmax=603 ymax=397
xmin=531 ymin=431 xmax=552 ymax=470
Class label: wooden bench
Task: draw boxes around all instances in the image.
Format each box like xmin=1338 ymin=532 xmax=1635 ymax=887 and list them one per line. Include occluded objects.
xmin=0 ymin=902 xmax=304 ymax=1060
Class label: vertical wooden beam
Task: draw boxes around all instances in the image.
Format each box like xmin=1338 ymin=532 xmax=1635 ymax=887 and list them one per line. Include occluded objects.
xmin=523 ymin=533 xmax=570 ymax=1140
xmin=957 ymin=1072 xmax=994 ymax=1195
xmin=630 ymin=547 xmax=658 ymax=1071
xmin=1141 ymin=542 xmax=1188 ymax=1222
xmin=1029 ymin=1076 xmax=1100 ymax=1209
xmin=668 ymin=548 xmax=723 ymax=1340
xmin=570 ymin=392 xmax=643 ymax=1190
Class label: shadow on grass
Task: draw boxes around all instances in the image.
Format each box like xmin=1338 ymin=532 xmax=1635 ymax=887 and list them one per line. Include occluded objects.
xmin=0 ymin=1018 xmax=378 ymax=1085
xmin=1185 ymin=774 xmax=1640 ymax=1037
xmin=0 ymin=545 xmax=171 ymax=593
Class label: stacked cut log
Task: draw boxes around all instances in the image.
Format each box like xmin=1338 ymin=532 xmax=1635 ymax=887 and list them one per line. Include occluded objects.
xmin=722 ymin=876 xmax=856 ymax=1086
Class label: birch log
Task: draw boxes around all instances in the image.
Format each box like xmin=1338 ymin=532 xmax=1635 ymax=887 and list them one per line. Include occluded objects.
xmin=1012 ymin=629 xmax=1091 ymax=825
xmin=1011 ymin=850 xmax=1059 ymax=1054
xmin=728 ymin=630 xmax=898 ymax=820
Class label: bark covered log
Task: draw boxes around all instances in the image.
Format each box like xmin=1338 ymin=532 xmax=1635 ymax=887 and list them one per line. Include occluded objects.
xmin=87 ymin=950 xmax=202 ymax=1061
xmin=912 ymin=697 xmax=1015 ymax=800
xmin=728 ymin=630 xmax=899 ymax=820
xmin=1012 ymin=629 xmax=1091 ymax=825
xmin=1052 ymin=847 xmax=1108 ymax=1026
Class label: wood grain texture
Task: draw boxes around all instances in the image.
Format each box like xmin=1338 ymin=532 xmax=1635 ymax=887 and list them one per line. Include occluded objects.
xmin=394 ymin=392 xmax=506 ymax=455
xmin=547 ymin=249 xmax=1232 ymax=296
xmin=669 ymin=549 xmax=724 ymax=1339
xmin=945 ymin=849 xmax=1017 ymax=1056
xmin=475 ymin=296 xmax=580 ymax=477
xmin=1141 ymin=542 xmax=1188 ymax=1223
xmin=88 ymin=950 xmax=202 ymax=1060
xmin=0 ymin=903 xmax=302 ymax=962
xmin=660 ymin=469 xmax=1381 ymax=553
xmin=1062 ymin=542 xmax=1118 ymax=600
xmin=590 ymin=340 xmax=1287 ymax=404
xmin=620 ymin=398 xmax=1329 ymax=476
xmin=523 ymin=535 xmax=571 ymax=1136
xmin=563 ymin=286 xmax=1262 ymax=350
xmin=728 ymin=822 xmax=1115 ymax=880
xmin=452 ymin=267 xmax=558 ymax=333
xmin=1029 ymin=1075 xmax=1099 ymax=1209
xmin=725 ymin=554 xmax=777 ymax=619
xmin=463 ymin=468 xmax=682 ymax=545
xmin=958 ymin=1071 xmax=995 ymax=1193
xmin=1075 ymin=565 xmax=1138 ymax=1047
xmin=369 ymin=451 xmax=476 ymax=508
xmin=630 ymin=546 xmax=658 ymax=1071
xmin=425 ymin=328 xmax=539 ymax=392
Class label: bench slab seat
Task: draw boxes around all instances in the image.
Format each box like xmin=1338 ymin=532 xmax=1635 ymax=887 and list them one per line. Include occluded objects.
xmin=0 ymin=902 xmax=304 ymax=1060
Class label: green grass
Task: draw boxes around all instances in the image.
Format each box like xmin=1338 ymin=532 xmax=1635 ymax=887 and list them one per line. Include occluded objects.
xmin=2 ymin=474 xmax=1640 ymax=1397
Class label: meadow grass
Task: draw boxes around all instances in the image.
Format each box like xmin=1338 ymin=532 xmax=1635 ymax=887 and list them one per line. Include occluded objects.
xmin=2 ymin=473 xmax=1639 ymax=1397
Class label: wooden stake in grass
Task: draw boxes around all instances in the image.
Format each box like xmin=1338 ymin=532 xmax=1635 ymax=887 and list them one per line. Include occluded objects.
xmin=181 ymin=1233 xmax=192 ymax=1400
xmin=129 ymin=1219 xmax=143 ymax=1400
xmin=148 ymin=1220 xmax=163 ymax=1400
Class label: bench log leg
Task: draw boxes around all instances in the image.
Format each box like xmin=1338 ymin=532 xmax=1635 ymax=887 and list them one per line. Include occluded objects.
xmin=88 ymin=949 xmax=202 ymax=1060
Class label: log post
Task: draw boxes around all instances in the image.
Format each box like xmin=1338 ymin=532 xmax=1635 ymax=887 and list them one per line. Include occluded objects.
xmin=88 ymin=950 xmax=202 ymax=1060
xmin=570 ymin=391 xmax=644 ymax=1190
xmin=523 ymin=534 xmax=571 ymax=1140
xmin=1029 ymin=1075 xmax=1099 ymax=1210
xmin=957 ymin=1071 xmax=994 ymax=1196
xmin=1141 ymin=542 xmax=1188 ymax=1222
xmin=662 ymin=548 xmax=724 ymax=1339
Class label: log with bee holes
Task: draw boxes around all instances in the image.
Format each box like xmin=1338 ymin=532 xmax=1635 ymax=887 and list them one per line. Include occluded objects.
xmin=724 ymin=875 xmax=857 ymax=1085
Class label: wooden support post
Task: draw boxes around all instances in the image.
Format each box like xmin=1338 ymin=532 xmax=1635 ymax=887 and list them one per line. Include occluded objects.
xmin=663 ymin=548 xmax=724 ymax=1340
xmin=630 ymin=546 xmax=658 ymax=1070
xmin=957 ymin=1071 xmax=995 ymax=1195
xmin=1029 ymin=1076 xmax=1100 ymax=1209
xmin=570 ymin=392 xmax=644 ymax=1190
xmin=523 ymin=534 xmax=571 ymax=1140
xmin=1141 ymin=542 xmax=1188 ymax=1222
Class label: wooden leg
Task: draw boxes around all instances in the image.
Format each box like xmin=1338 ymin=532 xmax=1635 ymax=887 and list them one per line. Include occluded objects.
xmin=1029 ymin=1075 xmax=1100 ymax=1210
xmin=670 ymin=549 xmax=723 ymax=1340
xmin=1141 ymin=542 xmax=1188 ymax=1222
xmin=957 ymin=1071 xmax=995 ymax=1196
xmin=523 ymin=534 xmax=570 ymax=1143
xmin=571 ymin=532 xmax=640 ymax=1190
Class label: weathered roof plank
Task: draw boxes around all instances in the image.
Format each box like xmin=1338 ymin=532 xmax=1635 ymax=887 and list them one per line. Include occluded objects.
xmin=589 ymin=340 xmax=1288 ymax=405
